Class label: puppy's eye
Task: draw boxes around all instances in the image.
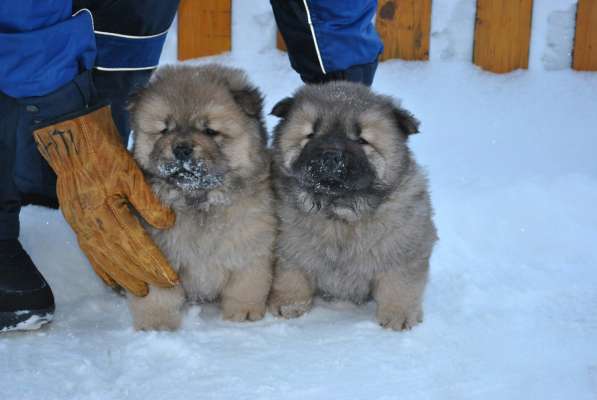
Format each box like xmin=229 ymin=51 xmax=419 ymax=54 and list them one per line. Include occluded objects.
xmin=161 ymin=118 xmax=174 ymax=134
xmin=306 ymin=133 xmax=315 ymax=139
xmin=356 ymin=137 xmax=369 ymax=145
xmin=205 ymin=128 xmax=219 ymax=137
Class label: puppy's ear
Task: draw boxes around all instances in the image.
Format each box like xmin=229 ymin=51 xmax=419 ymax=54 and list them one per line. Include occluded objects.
xmin=270 ymin=97 xmax=294 ymax=118
xmin=392 ymin=104 xmax=420 ymax=136
xmin=231 ymin=86 xmax=264 ymax=118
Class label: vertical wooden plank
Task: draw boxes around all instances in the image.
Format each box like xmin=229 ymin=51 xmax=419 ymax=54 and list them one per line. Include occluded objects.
xmin=573 ymin=0 xmax=597 ymax=71
xmin=473 ymin=0 xmax=533 ymax=73
xmin=177 ymin=0 xmax=231 ymax=61
xmin=375 ymin=0 xmax=432 ymax=61
xmin=277 ymin=31 xmax=287 ymax=52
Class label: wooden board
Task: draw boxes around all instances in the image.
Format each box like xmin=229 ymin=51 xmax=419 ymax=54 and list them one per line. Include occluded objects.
xmin=573 ymin=0 xmax=597 ymax=71
xmin=375 ymin=0 xmax=432 ymax=61
xmin=473 ymin=0 xmax=533 ymax=73
xmin=177 ymin=0 xmax=231 ymax=61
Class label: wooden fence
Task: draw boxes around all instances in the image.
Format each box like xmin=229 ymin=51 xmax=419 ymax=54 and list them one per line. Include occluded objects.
xmin=177 ymin=0 xmax=597 ymax=73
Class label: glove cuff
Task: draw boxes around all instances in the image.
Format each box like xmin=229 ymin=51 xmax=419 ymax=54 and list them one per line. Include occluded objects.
xmin=33 ymin=104 xmax=126 ymax=175
xmin=32 ymin=100 xmax=109 ymax=131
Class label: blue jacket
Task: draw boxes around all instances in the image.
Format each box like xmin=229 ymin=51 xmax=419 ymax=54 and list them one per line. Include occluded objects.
xmin=0 ymin=1 xmax=170 ymax=98
xmin=1 ymin=1 xmax=383 ymax=98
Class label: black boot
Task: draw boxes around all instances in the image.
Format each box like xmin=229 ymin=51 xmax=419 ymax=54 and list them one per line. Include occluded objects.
xmin=0 ymin=239 xmax=54 ymax=332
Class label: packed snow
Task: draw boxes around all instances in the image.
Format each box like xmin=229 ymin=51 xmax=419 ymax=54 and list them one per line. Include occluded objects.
xmin=2 ymin=1 xmax=597 ymax=399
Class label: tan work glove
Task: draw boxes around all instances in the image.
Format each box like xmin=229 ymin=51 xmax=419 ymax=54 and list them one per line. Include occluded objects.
xmin=33 ymin=105 xmax=178 ymax=296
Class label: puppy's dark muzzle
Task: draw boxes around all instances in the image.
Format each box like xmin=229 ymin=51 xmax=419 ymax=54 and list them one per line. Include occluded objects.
xmin=309 ymin=149 xmax=348 ymax=185
xmin=294 ymin=136 xmax=376 ymax=196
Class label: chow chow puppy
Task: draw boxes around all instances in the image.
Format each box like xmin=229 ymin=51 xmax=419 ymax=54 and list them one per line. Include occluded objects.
xmin=127 ymin=64 xmax=276 ymax=330
xmin=268 ymin=82 xmax=437 ymax=331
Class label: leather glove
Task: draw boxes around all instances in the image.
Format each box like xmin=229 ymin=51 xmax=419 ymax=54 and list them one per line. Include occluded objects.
xmin=33 ymin=105 xmax=179 ymax=296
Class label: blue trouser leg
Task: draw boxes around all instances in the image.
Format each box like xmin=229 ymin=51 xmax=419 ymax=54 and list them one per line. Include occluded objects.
xmin=0 ymin=68 xmax=156 ymax=238
xmin=0 ymin=71 xmax=95 ymax=239
xmin=346 ymin=62 xmax=378 ymax=87
xmin=0 ymin=72 xmax=97 ymax=240
xmin=92 ymin=69 xmax=153 ymax=144
xmin=0 ymin=95 xmax=21 ymax=240
xmin=319 ymin=62 xmax=379 ymax=87
xmin=14 ymin=71 xmax=96 ymax=199
xmin=79 ymin=0 xmax=180 ymax=142
xmin=270 ymin=0 xmax=383 ymax=86
xmin=0 ymin=0 xmax=179 ymax=240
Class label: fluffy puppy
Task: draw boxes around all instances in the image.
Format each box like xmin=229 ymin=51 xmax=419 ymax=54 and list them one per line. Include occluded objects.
xmin=128 ymin=64 xmax=275 ymax=330
xmin=268 ymin=82 xmax=437 ymax=331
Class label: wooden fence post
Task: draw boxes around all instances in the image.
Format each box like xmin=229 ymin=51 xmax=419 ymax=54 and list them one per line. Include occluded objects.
xmin=375 ymin=0 xmax=432 ymax=61
xmin=177 ymin=0 xmax=231 ymax=61
xmin=573 ymin=0 xmax=597 ymax=71
xmin=473 ymin=0 xmax=533 ymax=73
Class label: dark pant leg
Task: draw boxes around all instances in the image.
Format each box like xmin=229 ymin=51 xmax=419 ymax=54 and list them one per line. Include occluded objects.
xmin=2 ymin=0 xmax=180 ymax=235
xmin=333 ymin=62 xmax=378 ymax=87
xmin=93 ymin=69 xmax=153 ymax=144
xmin=271 ymin=0 xmax=381 ymax=86
xmin=14 ymin=71 xmax=96 ymax=209
xmin=0 ymin=72 xmax=91 ymax=240
xmin=0 ymin=95 xmax=22 ymax=240
xmin=270 ymin=0 xmax=325 ymax=84
xmin=75 ymin=0 xmax=180 ymax=142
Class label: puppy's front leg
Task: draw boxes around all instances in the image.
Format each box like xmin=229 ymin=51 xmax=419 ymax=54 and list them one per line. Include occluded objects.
xmin=128 ymin=285 xmax=185 ymax=331
xmin=268 ymin=265 xmax=313 ymax=319
xmin=221 ymin=259 xmax=272 ymax=322
xmin=373 ymin=260 xmax=429 ymax=331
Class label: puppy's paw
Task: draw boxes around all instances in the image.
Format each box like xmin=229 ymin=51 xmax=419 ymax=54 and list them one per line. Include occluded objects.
xmin=268 ymin=294 xmax=312 ymax=319
xmin=376 ymin=305 xmax=423 ymax=331
xmin=221 ymin=298 xmax=266 ymax=322
xmin=133 ymin=312 xmax=182 ymax=332
xmin=128 ymin=286 xmax=185 ymax=331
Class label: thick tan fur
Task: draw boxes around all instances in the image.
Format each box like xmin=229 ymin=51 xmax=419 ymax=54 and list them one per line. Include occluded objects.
xmin=128 ymin=64 xmax=275 ymax=330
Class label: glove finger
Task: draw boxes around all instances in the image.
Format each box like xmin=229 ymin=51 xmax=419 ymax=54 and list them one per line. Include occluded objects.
xmin=78 ymin=241 xmax=117 ymax=287
xmin=33 ymin=131 xmax=66 ymax=172
xmin=123 ymin=158 xmax=176 ymax=230
xmin=107 ymin=198 xmax=179 ymax=287
xmin=56 ymin=127 xmax=85 ymax=170
xmin=82 ymin=241 xmax=149 ymax=297
xmin=84 ymin=248 xmax=118 ymax=288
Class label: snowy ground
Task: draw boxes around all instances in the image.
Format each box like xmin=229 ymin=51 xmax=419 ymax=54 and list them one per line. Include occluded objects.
xmin=2 ymin=1 xmax=597 ymax=399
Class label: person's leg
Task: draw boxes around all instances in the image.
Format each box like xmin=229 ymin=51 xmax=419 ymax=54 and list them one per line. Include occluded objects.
xmin=93 ymin=70 xmax=153 ymax=143
xmin=0 ymin=0 xmax=178 ymax=332
xmin=74 ymin=0 xmax=180 ymax=142
xmin=1 ymin=70 xmax=98 ymax=332
xmin=0 ymin=0 xmax=94 ymax=331
xmin=270 ymin=0 xmax=383 ymax=86
xmin=0 ymin=95 xmax=21 ymax=242
xmin=0 ymin=92 xmax=56 ymax=332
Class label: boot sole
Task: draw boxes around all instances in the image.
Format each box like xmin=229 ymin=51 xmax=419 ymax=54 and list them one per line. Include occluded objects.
xmin=0 ymin=309 xmax=54 ymax=333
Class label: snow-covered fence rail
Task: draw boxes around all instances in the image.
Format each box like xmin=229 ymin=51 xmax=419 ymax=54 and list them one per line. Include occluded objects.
xmin=176 ymin=0 xmax=597 ymax=73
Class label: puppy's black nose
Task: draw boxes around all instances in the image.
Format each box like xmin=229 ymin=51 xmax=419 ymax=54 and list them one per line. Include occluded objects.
xmin=320 ymin=149 xmax=347 ymax=178
xmin=173 ymin=143 xmax=193 ymax=161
